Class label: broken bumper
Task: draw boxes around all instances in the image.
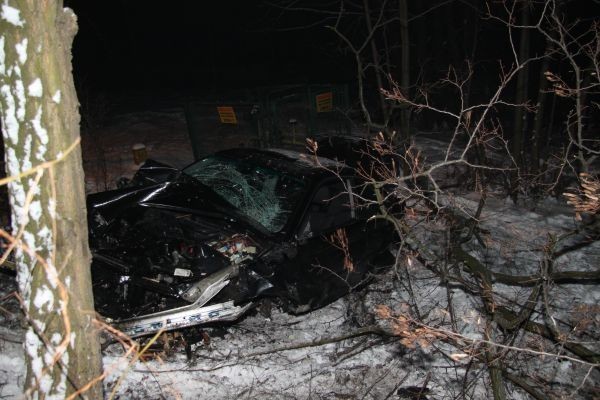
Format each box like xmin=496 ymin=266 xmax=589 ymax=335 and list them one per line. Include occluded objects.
xmin=112 ymin=300 xmax=253 ymax=339
xmin=105 ymin=263 xmax=253 ymax=339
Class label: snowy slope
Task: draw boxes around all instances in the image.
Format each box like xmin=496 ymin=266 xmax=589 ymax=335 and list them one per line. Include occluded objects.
xmin=0 ymin=110 xmax=597 ymax=399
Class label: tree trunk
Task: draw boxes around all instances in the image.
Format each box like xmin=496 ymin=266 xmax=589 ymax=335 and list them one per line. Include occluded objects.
xmin=0 ymin=1 xmax=103 ymax=398
xmin=511 ymin=1 xmax=530 ymax=171
xmin=531 ymin=39 xmax=551 ymax=176
xmin=362 ymin=0 xmax=389 ymax=125
xmin=510 ymin=2 xmax=529 ymax=201
xmin=463 ymin=0 xmax=481 ymax=108
xmin=398 ymin=0 xmax=410 ymax=141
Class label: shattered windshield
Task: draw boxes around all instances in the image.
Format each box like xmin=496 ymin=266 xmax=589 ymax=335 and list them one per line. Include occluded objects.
xmin=183 ymin=155 xmax=306 ymax=233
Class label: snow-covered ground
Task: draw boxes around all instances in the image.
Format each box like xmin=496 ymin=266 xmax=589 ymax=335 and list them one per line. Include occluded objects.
xmin=0 ymin=107 xmax=598 ymax=399
xmin=81 ymin=108 xmax=194 ymax=193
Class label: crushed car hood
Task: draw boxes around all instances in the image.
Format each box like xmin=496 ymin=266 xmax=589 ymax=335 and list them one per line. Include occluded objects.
xmin=87 ymin=166 xmax=274 ymax=322
xmin=88 ymin=174 xmax=240 ymax=223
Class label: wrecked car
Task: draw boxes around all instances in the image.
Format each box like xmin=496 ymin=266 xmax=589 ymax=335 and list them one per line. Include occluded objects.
xmin=88 ymin=148 xmax=395 ymax=338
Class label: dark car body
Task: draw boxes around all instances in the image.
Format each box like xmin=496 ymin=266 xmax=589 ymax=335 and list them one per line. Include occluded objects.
xmin=88 ymin=148 xmax=394 ymax=338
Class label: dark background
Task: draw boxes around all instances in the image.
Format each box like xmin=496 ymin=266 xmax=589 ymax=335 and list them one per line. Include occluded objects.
xmin=64 ymin=0 xmax=598 ymax=124
xmin=66 ymin=1 xmax=354 ymax=97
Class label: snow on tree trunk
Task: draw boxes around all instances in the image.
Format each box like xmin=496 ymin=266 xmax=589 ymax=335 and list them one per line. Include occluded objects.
xmin=0 ymin=1 xmax=103 ymax=398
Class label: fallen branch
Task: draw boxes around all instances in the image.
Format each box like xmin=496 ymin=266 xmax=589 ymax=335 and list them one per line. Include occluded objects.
xmin=242 ymin=325 xmax=390 ymax=358
xmin=451 ymin=240 xmax=599 ymax=363
xmin=491 ymin=269 xmax=600 ymax=286
xmin=504 ymin=371 xmax=551 ymax=400
xmin=495 ymin=307 xmax=600 ymax=364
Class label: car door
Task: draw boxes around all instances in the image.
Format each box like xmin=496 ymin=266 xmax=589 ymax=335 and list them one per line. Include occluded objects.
xmin=277 ymin=178 xmax=389 ymax=312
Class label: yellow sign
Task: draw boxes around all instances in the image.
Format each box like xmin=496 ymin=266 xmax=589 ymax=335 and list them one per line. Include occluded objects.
xmin=217 ymin=106 xmax=237 ymax=124
xmin=316 ymin=92 xmax=333 ymax=113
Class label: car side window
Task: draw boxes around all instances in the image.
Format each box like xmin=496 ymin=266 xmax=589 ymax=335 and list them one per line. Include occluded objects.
xmin=300 ymin=181 xmax=353 ymax=238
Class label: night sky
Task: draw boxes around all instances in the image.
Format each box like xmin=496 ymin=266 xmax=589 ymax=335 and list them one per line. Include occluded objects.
xmin=65 ymin=0 xmax=598 ymax=115
xmin=67 ymin=1 xmax=352 ymax=97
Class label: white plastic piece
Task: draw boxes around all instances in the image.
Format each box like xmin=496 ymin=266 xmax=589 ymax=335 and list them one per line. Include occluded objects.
xmin=174 ymin=268 xmax=192 ymax=277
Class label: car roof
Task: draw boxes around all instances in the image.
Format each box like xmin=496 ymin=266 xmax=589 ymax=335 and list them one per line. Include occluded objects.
xmin=214 ymin=147 xmax=352 ymax=182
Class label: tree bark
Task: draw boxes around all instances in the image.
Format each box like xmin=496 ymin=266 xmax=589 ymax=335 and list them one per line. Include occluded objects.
xmin=0 ymin=1 xmax=103 ymax=398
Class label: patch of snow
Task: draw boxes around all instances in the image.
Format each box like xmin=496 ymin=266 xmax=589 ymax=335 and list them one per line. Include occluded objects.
xmin=31 ymin=105 xmax=48 ymax=160
xmin=50 ymin=332 xmax=62 ymax=346
xmin=15 ymin=37 xmax=26 ymax=64
xmin=52 ymin=90 xmax=60 ymax=104
xmin=0 ymin=83 xmax=19 ymax=144
xmin=268 ymin=147 xmax=344 ymax=168
xmin=39 ymin=373 xmax=53 ymax=395
xmin=45 ymin=261 xmax=58 ymax=289
xmin=13 ymin=247 xmax=29 ymax=304
xmin=33 ymin=284 xmax=54 ymax=312
xmin=0 ymin=36 xmax=5 ymax=76
xmin=14 ymin=73 xmax=25 ymax=121
xmin=22 ymin=230 xmax=36 ymax=253
xmin=1 ymin=3 xmax=24 ymax=27
xmin=48 ymin=198 xmax=56 ymax=219
xmin=26 ymin=177 xmax=40 ymax=196
xmin=25 ymin=329 xmax=43 ymax=380
xmin=5 ymin=144 xmax=21 ymax=176
xmin=37 ymin=226 xmax=53 ymax=251
xmin=21 ymin=133 xmax=32 ymax=170
xmin=27 ymin=77 xmax=42 ymax=97
xmin=5 ymin=149 xmax=27 ymax=228
xmin=32 ymin=318 xmax=44 ymax=332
